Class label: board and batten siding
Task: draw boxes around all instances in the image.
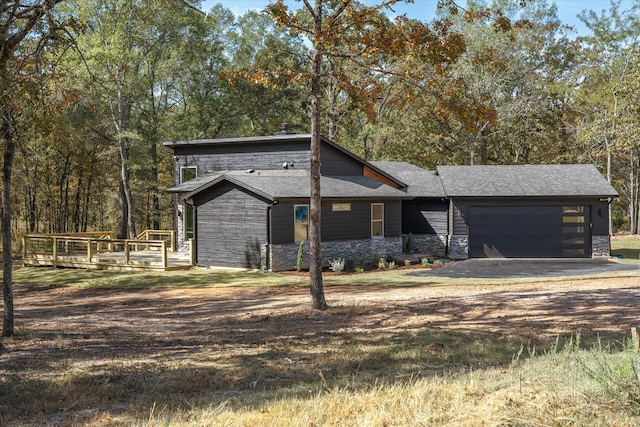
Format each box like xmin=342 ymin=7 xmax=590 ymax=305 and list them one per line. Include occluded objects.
xmin=271 ymin=200 xmax=402 ymax=244
xmin=193 ymin=182 xmax=269 ymax=268
xmin=401 ymin=199 xmax=448 ymax=235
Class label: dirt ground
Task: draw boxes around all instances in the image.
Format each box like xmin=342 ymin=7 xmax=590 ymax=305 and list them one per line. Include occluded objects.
xmin=2 ymin=276 xmax=639 ymax=378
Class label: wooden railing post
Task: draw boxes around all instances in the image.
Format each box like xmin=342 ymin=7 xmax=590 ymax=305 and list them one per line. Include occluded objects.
xmin=189 ymin=239 xmax=195 ymax=266
xmin=52 ymin=237 xmax=58 ymax=267
xmin=22 ymin=236 xmax=27 ymax=266
xmin=161 ymin=241 xmax=168 ymax=269
xmin=171 ymin=230 xmax=176 ymax=252
xmin=87 ymin=239 xmax=93 ymax=263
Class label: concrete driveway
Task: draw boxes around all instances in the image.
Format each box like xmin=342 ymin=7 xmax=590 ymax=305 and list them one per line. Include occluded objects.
xmin=412 ymin=258 xmax=639 ymax=279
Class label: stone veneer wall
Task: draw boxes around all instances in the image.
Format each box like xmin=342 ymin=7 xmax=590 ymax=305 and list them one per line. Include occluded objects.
xmin=269 ymin=237 xmax=403 ymax=272
xmin=448 ymin=235 xmax=469 ymax=259
xmin=591 ymin=235 xmax=611 ymax=257
xmin=402 ymin=234 xmax=447 ymax=258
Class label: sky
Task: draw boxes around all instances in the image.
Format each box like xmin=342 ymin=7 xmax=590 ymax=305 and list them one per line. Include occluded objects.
xmin=200 ymin=0 xmax=635 ymax=36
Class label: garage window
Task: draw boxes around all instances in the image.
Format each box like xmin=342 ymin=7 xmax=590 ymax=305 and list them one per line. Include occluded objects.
xmin=562 ymin=205 xmax=587 ymax=256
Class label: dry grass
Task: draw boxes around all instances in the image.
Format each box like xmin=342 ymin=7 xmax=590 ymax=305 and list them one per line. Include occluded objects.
xmin=3 ymin=238 xmax=640 ymax=426
xmin=137 ymin=340 xmax=640 ymax=426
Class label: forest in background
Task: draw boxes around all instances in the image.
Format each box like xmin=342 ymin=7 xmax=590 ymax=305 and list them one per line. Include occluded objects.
xmin=6 ymin=0 xmax=640 ymax=242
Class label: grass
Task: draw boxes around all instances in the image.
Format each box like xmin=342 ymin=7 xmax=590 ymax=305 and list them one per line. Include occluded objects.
xmin=149 ymin=341 xmax=640 ymax=426
xmin=2 ymin=237 xmax=639 ymax=425
xmin=7 ymin=336 xmax=637 ymax=426
xmin=612 ymin=234 xmax=640 ymax=261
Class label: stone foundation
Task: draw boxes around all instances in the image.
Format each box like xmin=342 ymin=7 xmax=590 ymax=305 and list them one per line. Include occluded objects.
xmin=402 ymin=234 xmax=447 ymax=258
xmin=592 ymin=235 xmax=611 ymax=257
xmin=269 ymin=237 xmax=403 ymax=272
xmin=448 ymin=235 xmax=469 ymax=259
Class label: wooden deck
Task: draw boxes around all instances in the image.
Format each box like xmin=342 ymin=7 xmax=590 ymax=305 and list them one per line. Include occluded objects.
xmin=22 ymin=231 xmax=194 ymax=271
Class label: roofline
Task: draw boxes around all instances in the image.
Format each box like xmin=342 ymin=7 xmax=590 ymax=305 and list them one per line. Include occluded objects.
xmin=445 ymin=194 xmax=619 ymax=199
xmin=180 ymin=174 xmax=276 ymax=204
xmin=163 ymin=133 xmax=311 ymax=148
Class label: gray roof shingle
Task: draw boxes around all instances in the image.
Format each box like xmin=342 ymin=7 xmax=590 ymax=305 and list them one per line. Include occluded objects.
xmin=369 ymin=161 xmax=445 ymax=198
xmin=171 ymin=169 xmax=411 ymax=202
xmin=436 ymin=164 xmax=619 ymax=198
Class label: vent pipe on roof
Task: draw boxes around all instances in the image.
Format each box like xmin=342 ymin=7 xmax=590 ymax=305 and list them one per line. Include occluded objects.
xmin=275 ymin=123 xmax=294 ymax=135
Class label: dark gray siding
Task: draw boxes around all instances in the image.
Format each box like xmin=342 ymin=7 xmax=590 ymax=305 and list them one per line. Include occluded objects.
xmin=402 ymin=199 xmax=448 ymax=235
xmin=193 ymin=183 xmax=269 ymax=268
xmin=321 ymin=144 xmax=364 ymax=175
xmin=172 ymin=139 xmax=363 ymax=183
xmin=590 ymin=200 xmax=610 ymax=235
xmin=174 ymin=141 xmax=311 ymax=178
xmin=271 ymin=200 xmax=402 ymax=244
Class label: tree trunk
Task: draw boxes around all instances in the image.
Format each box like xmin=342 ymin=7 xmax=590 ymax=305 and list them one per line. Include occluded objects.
xmin=308 ymin=0 xmax=327 ymax=310
xmin=150 ymin=140 xmax=161 ymax=230
xmin=2 ymin=110 xmax=15 ymax=337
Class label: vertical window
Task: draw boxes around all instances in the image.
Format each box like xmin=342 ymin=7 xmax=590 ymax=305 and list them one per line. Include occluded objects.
xmin=562 ymin=205 xmax=587 ymax=256
xmin=180 ymin=167 xmax=197 ymax=240
xmin=371 ymin=203 xmax=384 ymax=237
xmin=294 ymin=205 xmax=309 ymax=242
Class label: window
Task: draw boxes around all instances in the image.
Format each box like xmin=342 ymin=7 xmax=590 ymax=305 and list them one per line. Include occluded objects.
xmin=563 ymin=206 xmax=585 ymax=213
xmin=180 ymin=166 xmax=197 ymax=183
xmin=371 ymin=203 xmax=384 ymax=237
xmin=562 ymin=205 xmax=587 ymax=256
xmin=332 ymin=203 xmax=351 ymax=212
xmin=294 ymin=205 xmax=309 ymax=242
xmin=180 ymin=167 xmax=197 ymax=240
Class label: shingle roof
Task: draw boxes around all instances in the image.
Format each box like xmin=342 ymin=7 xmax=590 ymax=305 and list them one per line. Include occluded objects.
xmin=170 ymin=169 xmax=411 ymax=203
xmin=436 ymin=164 xmax=619 ymax=198
xmin=369 ymin=161 xmax=445 ymax=198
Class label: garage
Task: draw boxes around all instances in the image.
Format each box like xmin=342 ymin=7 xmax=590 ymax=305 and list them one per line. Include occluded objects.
xmin=437 ymin=164 xmax=618 ymax=259
xmin=467 ymin=205 xmax=590 ymax=258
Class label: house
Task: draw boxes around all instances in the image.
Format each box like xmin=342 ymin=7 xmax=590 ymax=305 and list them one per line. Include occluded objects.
xmin=165 ymin=132 xmax=413 ymax=271
xmin=165 ymin=131 xmax=618 ymax=270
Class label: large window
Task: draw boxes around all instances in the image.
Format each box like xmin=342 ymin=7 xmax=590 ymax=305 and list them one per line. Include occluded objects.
xmin=294 ymin=204 xmax=309 ymax=242
xmin=371 ymin=203 xmax=384 ymax=237
xmin=181 ymin=167 xmax=197 ymax=240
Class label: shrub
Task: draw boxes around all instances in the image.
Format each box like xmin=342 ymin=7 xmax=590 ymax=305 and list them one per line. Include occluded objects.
xmin=388 ymin=260 xmax=396 ymax=269
xmin=404 ymin=259 xmax=412 ymax=267
xmin=420 ymin=257 xmax=431 ymax=268
xmin=403 ymin=233 xmax=414 ymax=254
xmin=328 ymin=258 xmax=345 ymax=273
xmin=296 ymin=241 xmax=304 ymax=272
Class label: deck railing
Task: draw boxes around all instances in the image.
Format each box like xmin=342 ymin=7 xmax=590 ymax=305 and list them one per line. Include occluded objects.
xmin=22 ymin=232 xmax=190 ymax=270
xmin=135 ymin=230 xmax=177 ymax=252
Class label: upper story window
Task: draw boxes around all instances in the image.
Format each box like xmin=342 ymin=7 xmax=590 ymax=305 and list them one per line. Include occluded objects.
xmin=371 ymin=203 xmax=384 ymax=237
xmin=180 ymin=166 xmax=197 ymax=183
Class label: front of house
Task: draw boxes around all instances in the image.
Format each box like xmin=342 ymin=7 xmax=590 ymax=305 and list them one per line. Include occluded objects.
xmin=165 ymin=132 xmax=618 ymax=271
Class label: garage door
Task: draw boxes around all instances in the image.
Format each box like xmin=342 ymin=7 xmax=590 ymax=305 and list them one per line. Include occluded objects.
xmin=468 ymin=205 xmax=590 ymax=258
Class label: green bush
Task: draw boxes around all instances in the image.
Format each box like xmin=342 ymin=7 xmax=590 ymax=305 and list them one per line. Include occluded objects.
xmin=296 ymin=241 xmax=304 ymax=272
